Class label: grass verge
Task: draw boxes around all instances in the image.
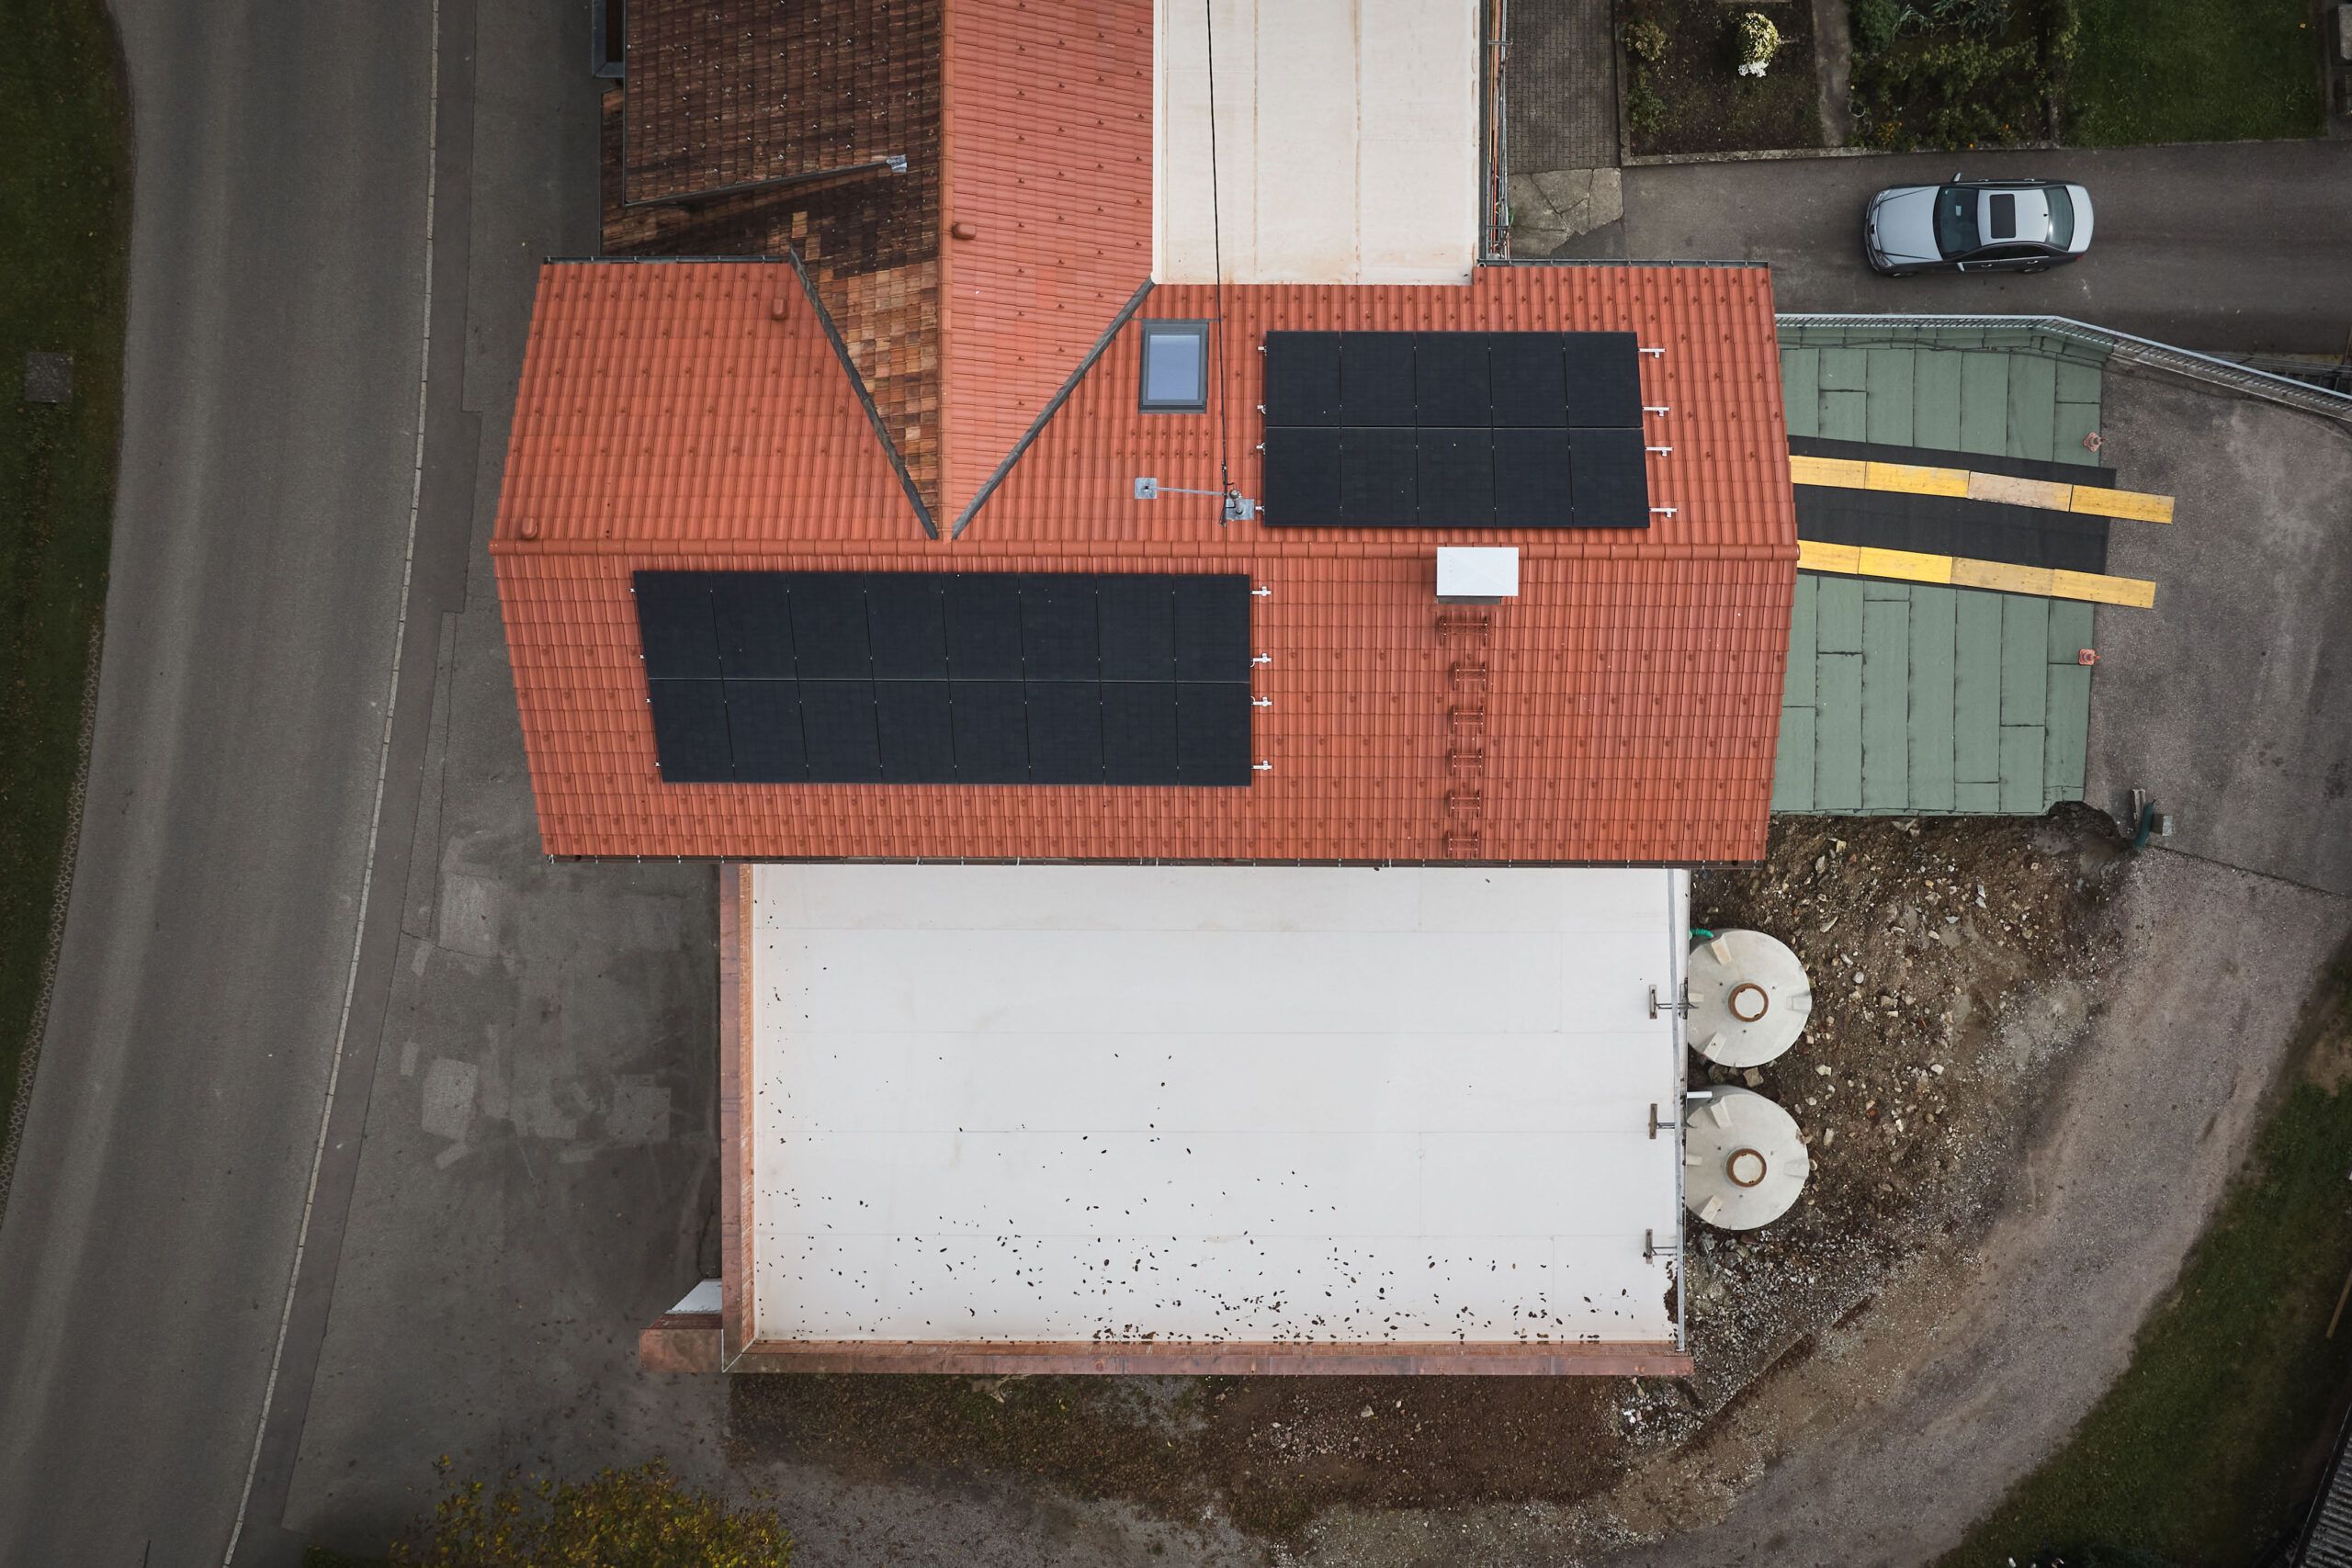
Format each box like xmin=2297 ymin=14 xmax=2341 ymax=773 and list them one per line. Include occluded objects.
xmin=0 ymin=0 xmax=130 ymax=1149
xmin=2066 ymin=0 xmax=2323 ymax=146
xmin=1940 ymin=965 xmax=2352 ymax=1566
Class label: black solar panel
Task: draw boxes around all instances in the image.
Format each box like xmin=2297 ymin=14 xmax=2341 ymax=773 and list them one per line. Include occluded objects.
xmin=1493 ymin=427 xmax=1573 ymax=527
xmin=786 ymin=575 xmax=871 ymax=680
xmin=866 ymin=574 xmax=947 ymax=680
xmin=944 ymin=574 xmax=1024 ymax=680
xmin=1263 ymin=332 xmax=1341 ymax=426
xmin=1177 ymin=682 xmax=1251 ymax=784
xmin=950 ymin=681 xmax=1029 ymax=783
xmin=1416 ymin=430 xmax=1495 ymax=525
xmin=876 ymin=680 xmax=956 ymax=784
xmin=637 ymin=572 xmax=1252 ymax=788
xmin=1339 ymin=332 xmax=1416 ymax=426
xmin=1415 ymin=334 xmax=1491 ymax=426
xmin=712 ymin=573 xmax=793 ymax=678
xmin=1341 ymin=429 xmax=1418 ymax=526
xmin=1262 ymin=426 xmax=1342 ymax=525
xmin=1098 ymin=576 xmax=1176 ymax=682
xmin=1568 ymin=428 xmax=1649 ymax=527
xmin=635 ymin=572 xmax=721 ymax=679
xmin=1489 ymin=335 xmax=1568 ymax=428
xmin=799 ymin=678 xmax=882 ymax=782
xmin=1564 ymin=332 xmax=1643 ymax=428
xmin=1019 ymin=575 xmax=1100 ymax=679
xmin=1262 ymin=331 xmax=1646 ymax=529
xmin=724 ymin=679 xmax=807 ymax=783
xmin=1172 ymin=577 xmax=1250 ymax=682
xmin=1102 ymin=682 xmax=1179 ymax=784
xmin=1024 ymin=679 xmax=1104 ymax=784
xmin=647 ymin=678 xmax=731 ymax=782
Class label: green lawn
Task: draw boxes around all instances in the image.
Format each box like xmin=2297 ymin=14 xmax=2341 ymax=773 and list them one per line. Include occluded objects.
xmin=0 ymin=0 xmax=130 ymax=1158
xmin=1941 ymin=1059 xmax=2352 ymax=1565
xmin=2066 ymin=0 xmax=2324 ymax=144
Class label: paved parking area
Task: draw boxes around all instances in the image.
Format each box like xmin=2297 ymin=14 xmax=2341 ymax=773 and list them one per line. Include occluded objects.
xmin=1564 ymin=141 xmax=2352 ymax=355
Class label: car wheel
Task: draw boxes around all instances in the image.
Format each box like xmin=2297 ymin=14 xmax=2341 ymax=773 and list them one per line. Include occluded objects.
xmin=2023 ymin=262 xmax=2048 ymax=274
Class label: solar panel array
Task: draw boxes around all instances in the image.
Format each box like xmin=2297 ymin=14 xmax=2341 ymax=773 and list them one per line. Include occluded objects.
xmin=636 ymin=571 xmax=1254 ymax=786
xmin=1260 ymin=331 xmax=1650 ymax=529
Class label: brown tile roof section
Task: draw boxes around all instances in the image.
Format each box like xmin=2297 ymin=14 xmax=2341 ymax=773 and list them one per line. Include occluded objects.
xmin=604 ymin=0 xmax=944 ymax=512
xmin=492 ymin=262 xmax=1796 ymax=864
xmin=939 ymin=0 xmax=1153 ymax=523
xmin=624 ymin=0 xmax=937 ymax=204
xmin=492 ymin=263 xmax=922 ymax=547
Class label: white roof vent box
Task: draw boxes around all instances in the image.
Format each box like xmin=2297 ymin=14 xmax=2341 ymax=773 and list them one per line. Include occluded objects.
xmin=1436 ymin=547 xmax=1519 ymax=604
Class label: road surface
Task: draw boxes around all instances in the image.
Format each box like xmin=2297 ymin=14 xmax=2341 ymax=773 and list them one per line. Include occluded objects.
xmin=1584 ymin=141 xmax=2352 ymax=355
xmin=0 ymin=1 xmax=440 ymax=1562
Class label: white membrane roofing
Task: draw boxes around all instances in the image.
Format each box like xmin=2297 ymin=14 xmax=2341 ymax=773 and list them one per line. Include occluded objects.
xmin=1152 ymin=0 xmax=1480 ymax=286
xmin=747 ymin=863 xmax=1688 ymax=1347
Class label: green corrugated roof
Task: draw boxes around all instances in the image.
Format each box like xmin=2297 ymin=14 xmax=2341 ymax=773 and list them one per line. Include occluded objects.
xmin=1778 ymin=323 xmax=2108 ymax=468
xmin=1771 ymin=326 xmax=2104 ymax=816
xmin=1774 ymin=578 xmax=2093 ymax=816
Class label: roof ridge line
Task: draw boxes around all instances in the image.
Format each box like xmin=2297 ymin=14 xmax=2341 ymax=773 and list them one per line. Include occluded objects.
xmin=948 ymin=277 xmax=1156 ymax=540
xmin=781 ymin=246 xmax=940 ymax=541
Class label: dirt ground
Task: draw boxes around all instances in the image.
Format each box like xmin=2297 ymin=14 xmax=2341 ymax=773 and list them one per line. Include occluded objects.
xmin=729 ymin=810 xmax=2130 ymax=1548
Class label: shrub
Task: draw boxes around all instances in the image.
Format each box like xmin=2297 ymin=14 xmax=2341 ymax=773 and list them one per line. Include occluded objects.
xmin=1928 ymin=0 xmax=2013 ymax=37
xmin=1734 ymin=11 xmax=1781 ymax=77
xmin=392 ymin=1461 xmax=791 ymax=1568
xmin=1621 ymin=16 xmax=1668 ymax=64
xmin=1626 ymin=73 xmax=1667 ymax=137
xmin=1851 ymin=0 xmax=1902 ymax=55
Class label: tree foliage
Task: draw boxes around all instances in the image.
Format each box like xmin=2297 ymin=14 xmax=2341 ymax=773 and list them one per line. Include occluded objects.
xmin=392 ymin=1460 xmax=791 ymax=1568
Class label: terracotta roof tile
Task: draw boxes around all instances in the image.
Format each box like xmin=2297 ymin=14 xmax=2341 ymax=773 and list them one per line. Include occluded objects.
xmin=492 ymin=262 xmax=1795 ymax=863
xmin=492 ymin=263 xmax=925 ymax=547
xmin=939 ymin=0 xmax=1154 ymax=522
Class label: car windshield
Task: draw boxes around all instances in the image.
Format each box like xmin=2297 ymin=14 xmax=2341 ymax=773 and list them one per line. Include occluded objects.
xmin=2046 ymin=186 xmax=2075 ymax=248
xmin=1935 ymin=186 xmax=1981 ymax=258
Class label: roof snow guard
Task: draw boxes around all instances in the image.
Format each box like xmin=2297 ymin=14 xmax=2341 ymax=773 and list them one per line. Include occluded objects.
xmin=492 ymin=260 xmax=1796 ymax=864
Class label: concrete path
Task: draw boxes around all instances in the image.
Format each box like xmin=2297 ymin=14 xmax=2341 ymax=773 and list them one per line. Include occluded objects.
xmin=1581 ymin=141 xmax=2352 ymax=355
xmin=0 ymin=2 xmax=438 ymax=1563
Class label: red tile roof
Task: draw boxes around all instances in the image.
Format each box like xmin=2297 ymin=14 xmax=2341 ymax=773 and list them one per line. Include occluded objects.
xmin=492 ymin=263 xmax=923 ymax=546
xmin=492 ymin=261 xmax=1797 ymax=863
xmin=939 ymin=0 xmax=1154 ymax=523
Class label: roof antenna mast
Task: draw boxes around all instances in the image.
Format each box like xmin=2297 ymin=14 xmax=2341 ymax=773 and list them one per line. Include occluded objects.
xmin=1204 ymin=0 xmax=1234 ymax=524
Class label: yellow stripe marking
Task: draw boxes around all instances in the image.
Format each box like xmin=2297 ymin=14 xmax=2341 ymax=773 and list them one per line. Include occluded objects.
xmin=1790 ymin=455 xmax=1869 ymax=488
xmin=1856 ymin=546 xmax=1952 ymax=583
xmin=2069 ymin=486 xmax=2176 ymax=524
xmin=1864 ymin=460 xmax=1969 ymax=496
xmin=1795 ymin=539 xmax=1861 ymax=574
xmin=2052 ymin=568 xmax=2157 ymax=607
xmin=1949 ymin=558 xmax=2053 ymax=595
xmin=1787 ymin=452 xmax=2175 ymax=524
xmin=1800 ymin=539 xmax=2155 ymax=608
xmin=1965 ymin=471 xmax=2075 ymax=510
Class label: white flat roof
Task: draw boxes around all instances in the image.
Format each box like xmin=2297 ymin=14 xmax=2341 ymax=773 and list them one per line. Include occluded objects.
xmin=1152 ymin=0 xmax=1480 ymax=286
xmin=744 ymin=863 xmax=1688 ymax=1350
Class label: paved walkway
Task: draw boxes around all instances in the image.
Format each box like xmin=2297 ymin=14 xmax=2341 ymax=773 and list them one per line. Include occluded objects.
xmin=1506 ymin=0 xmax=1620 ymax=173
xmin=1579 ymin=140 xmax=2352 ymax=355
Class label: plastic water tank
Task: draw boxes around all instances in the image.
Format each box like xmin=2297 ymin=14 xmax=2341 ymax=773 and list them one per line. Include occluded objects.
xmin=1683 ymin=1087 xmax=1810 ymax=1230
xmin=1687 ymin=929 xmax=1812 ymax=1067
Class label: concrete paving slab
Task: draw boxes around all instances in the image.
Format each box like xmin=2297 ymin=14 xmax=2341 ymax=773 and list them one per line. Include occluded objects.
xmin=2086 ymin=374 xmax=2352 ymax=894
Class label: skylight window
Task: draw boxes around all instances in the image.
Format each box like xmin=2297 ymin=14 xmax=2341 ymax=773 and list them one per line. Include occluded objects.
xmin=1138 ymin=320 xmax=1211 ymax=412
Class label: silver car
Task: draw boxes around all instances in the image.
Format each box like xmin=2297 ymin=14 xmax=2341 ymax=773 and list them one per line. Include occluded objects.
xmin=1865 ymin=176 xmax=2094 ymax=276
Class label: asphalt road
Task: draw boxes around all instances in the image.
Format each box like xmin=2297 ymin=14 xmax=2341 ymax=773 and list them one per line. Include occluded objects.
xmin=0 ymin=2 xmax=438 ymax=1563
xmin=1590 ymin=141 xmax=2352 ymax=355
